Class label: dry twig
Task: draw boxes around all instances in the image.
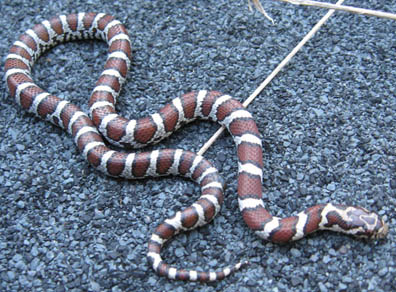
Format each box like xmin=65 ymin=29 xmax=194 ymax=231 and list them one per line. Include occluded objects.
xmin=248 ymin=0 xmax=275 ymax=23
xmin=275 ymin=0 xmax=396 ymax=21
xmin=251 ymin=0 xmax=396 ymax=21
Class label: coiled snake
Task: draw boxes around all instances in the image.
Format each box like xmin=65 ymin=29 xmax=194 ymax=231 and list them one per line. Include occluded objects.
xmin=4 ymin=13 xmax=388 ymax=282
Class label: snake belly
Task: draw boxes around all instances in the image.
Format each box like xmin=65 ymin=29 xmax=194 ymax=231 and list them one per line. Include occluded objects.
xmin=4 ymin=12 xmax=388 ymax=282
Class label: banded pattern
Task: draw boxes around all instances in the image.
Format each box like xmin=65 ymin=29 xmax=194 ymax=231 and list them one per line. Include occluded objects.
xmin=4 ymin=13 xmax=389 ymax=282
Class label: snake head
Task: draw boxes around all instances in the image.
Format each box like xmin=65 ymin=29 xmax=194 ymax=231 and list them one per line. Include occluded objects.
xmin=346 ymin=207 xmax=389 ymax=240
xmin=321 ymin=204 xmax=389 ymax=240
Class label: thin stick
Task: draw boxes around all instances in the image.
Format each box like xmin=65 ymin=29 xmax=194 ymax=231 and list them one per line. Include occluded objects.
xmin=198 ymin=0 xmax=345 ymax=156
xmin=275 ymin=0 xmax=396 ymax=21
xmin=248 ymin=0 xmax=275 ymax=24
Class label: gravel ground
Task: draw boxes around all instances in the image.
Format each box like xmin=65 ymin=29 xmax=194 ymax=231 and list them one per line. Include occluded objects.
xmin=1 ymin=0 xmax=395 ymax=291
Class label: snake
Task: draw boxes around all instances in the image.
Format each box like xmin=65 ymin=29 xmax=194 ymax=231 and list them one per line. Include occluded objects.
xmin=4 ymin=12 xmax=389 ymax=282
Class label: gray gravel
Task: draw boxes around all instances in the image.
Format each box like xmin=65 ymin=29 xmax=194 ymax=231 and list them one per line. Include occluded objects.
xmin=1 ymin=0 xmax=395 ymax=291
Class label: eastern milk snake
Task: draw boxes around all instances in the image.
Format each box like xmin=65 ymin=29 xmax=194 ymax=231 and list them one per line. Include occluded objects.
xmin=4 ymin=13 xmax=388 ymax=282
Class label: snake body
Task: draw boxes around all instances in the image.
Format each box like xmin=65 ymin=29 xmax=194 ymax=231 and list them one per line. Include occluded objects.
xmin=5 ymin=13 xmax=388 ymax=282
